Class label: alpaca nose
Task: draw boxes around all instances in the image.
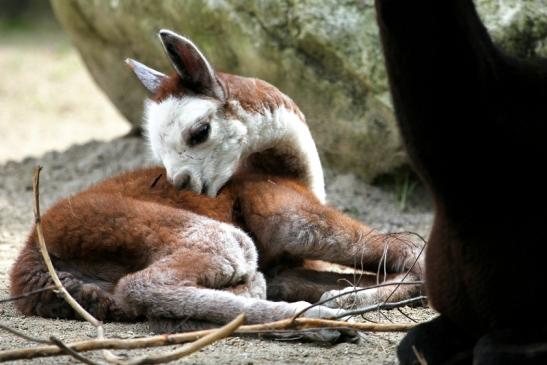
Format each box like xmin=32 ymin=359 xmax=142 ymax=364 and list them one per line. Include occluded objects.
xmin=171 ymin=171 xmax=191 ymax=190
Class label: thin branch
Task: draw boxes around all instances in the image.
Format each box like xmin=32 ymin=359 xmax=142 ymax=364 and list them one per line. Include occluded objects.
xmin=32 ymin=166 xmax=118 ymax=365
xmin=123 ymin=314 xmax=244 ymax=365
xmin=0 ymin=323 xmax=50 ymax=344
xmin=0 ymin=322 xmax=107 ymax=365
xmin=381 ymin=232 xmax=427 ymax=305
xmin=0 ymin=317 xmax=415 ymax=362
xmin=33 ymin=166 xmax=101 ymax=327
xmin=377 ymin=309 xmax=395 ymax=323
xmin=50 ymin=336 xmax=103 ymax=365
xmin=0 ymin=286 xmax=56 ymax=304
xmin=397 ymin=307 xmax=418 ymax=323
xmin=291 ymin=280 xmax=424 ymax=320
xmin=332 ymin=296 xmax=428 ymax=320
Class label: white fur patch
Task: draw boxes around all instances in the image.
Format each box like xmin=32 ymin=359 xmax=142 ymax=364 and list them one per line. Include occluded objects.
xmin=280 ymin=110 xmax=326 ymax=203
xmin=144 ymin=96 xmax=325 ymax=202
xmin=229 ymin=100 xmax=326 ymax=203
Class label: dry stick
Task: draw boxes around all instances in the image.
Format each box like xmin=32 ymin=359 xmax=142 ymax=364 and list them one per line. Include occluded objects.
xmin=381 ymin=232 xmax=427 ymax=306
xmin=370 ymin=232 xmax=427 ymax=323
xmin=50 ymin=337 xmax=102 ymax=365
xmin=332 ymin=296 xmax=427 ymax=320
xmin=397 ymin=307 xmax=418 ymax=323
xmin=123 ymin=314 xmax=244 ymax=365
xmin=32 ymin=166 xmax=100 ymax=325
xmin=0 ymin=323 xmax=50 ymax=344
xmin=32 ymin=165 xmax=118 ymax=365
xmin=0 ymin=317 xmax=415 ymax=362
xmin=0 ymin=322 xmax=105 ymax=365
xmin=1 ymin=306 xmax=103 ymax=364
xmin=0 ymin=285 xmax=56 ymax=304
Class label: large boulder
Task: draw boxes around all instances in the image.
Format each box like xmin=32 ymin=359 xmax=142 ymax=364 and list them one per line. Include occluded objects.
xmin=50 ymin=0 xmax=547 ymax=180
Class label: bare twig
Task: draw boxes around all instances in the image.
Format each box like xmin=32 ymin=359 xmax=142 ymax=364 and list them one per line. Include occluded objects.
xmin=32 ymin=166 xmax=117 ymax=364
xmin=239 ymin=317 xmax=415 ymax=333
xmin=0 ymin=323 xmax=50 ymax=344
xmin=333 ymin=296 xmax=427 ymax=320
xmin=123 ymin=314 xmax=244 ymax=365
xmin=33 ymin=167 xmax=101 ymax=326
xmin=0 ymin=286 xmax=56 ymax=304
xmin=0 ymin=322 xmax=107 ymax=365
xmin=0 ymin=317 xmax=415 ymax=362
xmin=50 ymin=337 xmax=102 ymax=365
xmin=397 ymin=307 xmax=418 ymax=323
xmin=381 ymin=232 xmax=427 ymax=305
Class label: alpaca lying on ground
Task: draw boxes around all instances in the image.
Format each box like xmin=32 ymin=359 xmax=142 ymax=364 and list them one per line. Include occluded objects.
xmin=10 ymin=30 xmax=423 ymax=341
xmin=375 ymin=0 xmax=547 ymax=363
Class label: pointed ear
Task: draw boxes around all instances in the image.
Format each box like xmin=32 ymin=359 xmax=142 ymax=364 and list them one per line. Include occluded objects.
xmin=158 ymin=29 xmax=226 ymax=101
xmin=125 ymin=58 xmax=167 ymax=94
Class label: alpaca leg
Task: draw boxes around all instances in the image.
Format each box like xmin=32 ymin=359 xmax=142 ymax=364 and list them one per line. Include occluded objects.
xmin=113 ymin=230 xmax=345 ymax=326
xmin=267 ymin=267 xmax=421 ymax=309
xmin=115 ymin=257 xmax=355 ymax=342
xmin=238 ymin=180 xmax=424 ymax=276
xmin=266 ymin=267 xmax=388 ymax=303
xmin=319 ymin=272 xmax=423 ymax=309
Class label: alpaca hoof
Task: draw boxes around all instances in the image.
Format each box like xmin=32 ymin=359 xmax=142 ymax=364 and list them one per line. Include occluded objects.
xmin=397 ymin=315 xmax=475 ymax=365
xmin=473 ymin=329 xmax=547 ymax=365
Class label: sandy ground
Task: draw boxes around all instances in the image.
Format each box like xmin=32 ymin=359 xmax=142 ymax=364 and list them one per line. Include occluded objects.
xmin=0 ymin=22 xmax=437 ymax=364
xmin=0 ymin=23 xmax=129 ymax=164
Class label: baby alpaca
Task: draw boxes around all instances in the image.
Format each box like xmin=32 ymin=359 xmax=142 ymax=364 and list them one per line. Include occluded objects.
xmin=10 ymin=30 xmax=423 ymax=340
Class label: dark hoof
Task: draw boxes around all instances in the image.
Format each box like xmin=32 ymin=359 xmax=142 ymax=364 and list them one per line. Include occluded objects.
xmin=473 ymin=329 xmax=547 ymax=365
xmin=397 ymin=315 xmax=475 ymax=365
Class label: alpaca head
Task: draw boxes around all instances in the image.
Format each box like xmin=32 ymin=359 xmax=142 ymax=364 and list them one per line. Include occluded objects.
xmin=127 ymin=30 xmax=325 ymax=201
xmin=127 ymin=30 xmax=249 ymax=197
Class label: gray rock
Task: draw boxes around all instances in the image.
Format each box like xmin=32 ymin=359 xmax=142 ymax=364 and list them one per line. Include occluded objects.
xmin=49 ymin=0 xmax=547 ymax=180
xmin=476 ymin=0 xmax=547 ymax=58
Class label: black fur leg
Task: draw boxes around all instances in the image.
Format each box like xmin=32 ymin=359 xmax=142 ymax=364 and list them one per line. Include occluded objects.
xmin=397 ymin=315 xmax=475 ymax=365
xmin=473 ymin=329 xmax=547 ymax=365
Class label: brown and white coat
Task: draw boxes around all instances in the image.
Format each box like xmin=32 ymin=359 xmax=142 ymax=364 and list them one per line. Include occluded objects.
xmin=10 ymin=30 xmax=423 ymax=339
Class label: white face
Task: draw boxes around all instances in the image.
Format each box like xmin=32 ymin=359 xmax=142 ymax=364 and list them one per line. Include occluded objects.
xmin=144 ymin=96 xmax=248 ymax=196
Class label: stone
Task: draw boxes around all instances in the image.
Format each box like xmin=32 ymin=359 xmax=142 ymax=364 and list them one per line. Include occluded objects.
xmin=475 ymin=0 xmax=547 ymax=58
xmin=49 ymin=0 xmax=547 ymax=180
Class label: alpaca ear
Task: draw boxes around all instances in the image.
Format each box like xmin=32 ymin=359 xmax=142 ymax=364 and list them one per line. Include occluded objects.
xmin=125 ymin=58 xmax=167 ymax=94
xmin=158 ymin=29 xmax=226 ymax=101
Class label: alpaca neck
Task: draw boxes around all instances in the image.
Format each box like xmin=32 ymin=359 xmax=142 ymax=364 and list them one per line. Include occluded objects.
xmin=236 ymin=103 xmax=326 ymax=203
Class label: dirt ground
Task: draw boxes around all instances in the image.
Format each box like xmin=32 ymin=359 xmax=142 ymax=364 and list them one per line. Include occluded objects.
xmin=0 ymin=21 xmax=437 ymax=364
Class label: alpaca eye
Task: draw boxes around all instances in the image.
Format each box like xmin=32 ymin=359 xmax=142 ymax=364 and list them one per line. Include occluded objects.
xmin=188 ymin=123 xmax=211 ymax=146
